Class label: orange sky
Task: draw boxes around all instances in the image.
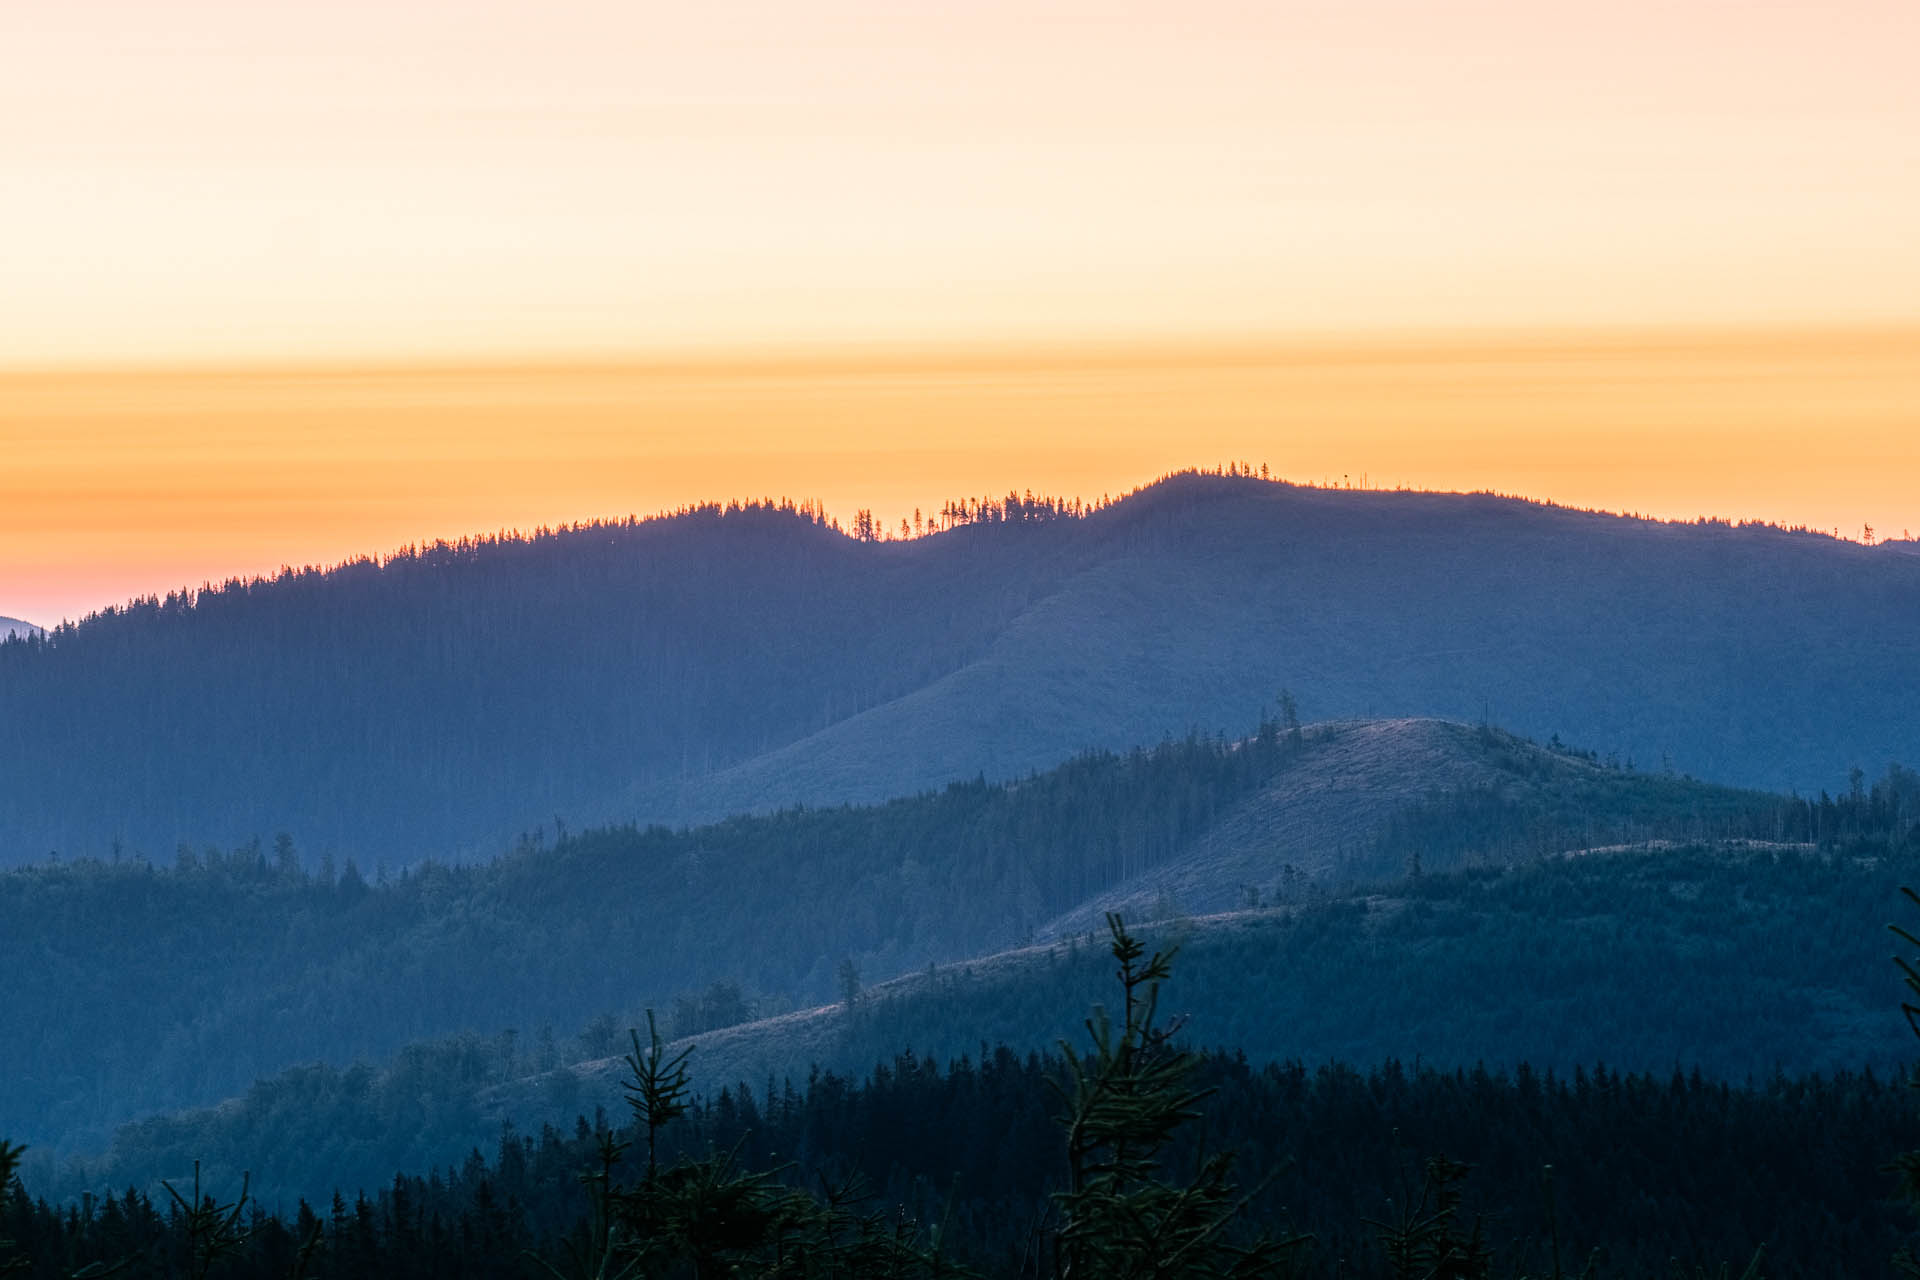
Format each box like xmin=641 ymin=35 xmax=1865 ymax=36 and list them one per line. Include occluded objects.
xmin=2 ymin=3 xmax=1917 ymax=623
xmin=5 ymin=328 xmax=1917 ymax=627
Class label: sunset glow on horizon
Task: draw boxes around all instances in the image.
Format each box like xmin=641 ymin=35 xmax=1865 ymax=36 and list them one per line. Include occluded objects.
xmin=4 ymin=2 xmax=1917 ymax=626
xmin=6 ymin=326 xmax=1917 ymax=628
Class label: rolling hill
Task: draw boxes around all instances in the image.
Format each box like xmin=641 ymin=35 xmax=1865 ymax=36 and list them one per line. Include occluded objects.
xmin=545 ymin=837 xmax=1920 ymax=1122
xmin=0 ymin=717 xmax=1833 ymax=1151
xmin=4 ymin=473 xmax=1919 ymax=868
xmin=58 ymin=834 xmax=1920 ymax=1215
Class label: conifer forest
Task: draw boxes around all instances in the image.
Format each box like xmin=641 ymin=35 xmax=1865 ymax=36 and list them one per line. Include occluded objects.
xmin=11 ymin=0 xmax=1919 ymax=1267
xmin=8 ymin=478 xmax=1920 ymax=1277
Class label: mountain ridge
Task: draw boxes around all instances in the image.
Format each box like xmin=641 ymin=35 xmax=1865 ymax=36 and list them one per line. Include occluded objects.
xmin=4 ymin=472 xmax=1918 ymax=866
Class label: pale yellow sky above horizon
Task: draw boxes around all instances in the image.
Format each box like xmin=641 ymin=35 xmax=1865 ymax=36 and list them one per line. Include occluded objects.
xmin=4 ymin=328 xmax=1916 ymax=627
xmin=4 ymin=0 xmax=1918 ymax=362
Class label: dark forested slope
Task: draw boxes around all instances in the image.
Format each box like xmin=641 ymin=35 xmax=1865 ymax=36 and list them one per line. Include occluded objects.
xmin=36 ymin=899 xmax=1920 ymax=1276
xmin=5 ymin=473 xmax=1920 ymax=866
xmin=33 ymin=1050 xmax=1920 ymax=1277
xmin=0 ymin=499 xmax=1037 ymax=865
xmin=0 ymin=721 xmax=1846 ymax=1151
xmin=632 ymin=839 xmax=1920 ymax=1111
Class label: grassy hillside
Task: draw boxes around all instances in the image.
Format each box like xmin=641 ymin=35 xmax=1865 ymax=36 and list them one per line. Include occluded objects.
xmin=5 ymin=472 xmax=1920 ymax=866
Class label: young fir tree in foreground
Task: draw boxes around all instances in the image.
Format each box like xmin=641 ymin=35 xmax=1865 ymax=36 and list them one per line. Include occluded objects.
xmin=1050 ymin=917 xmax=1305 ymax=1278
xmin=527 ymin=918 xmax=1300 ymax=1279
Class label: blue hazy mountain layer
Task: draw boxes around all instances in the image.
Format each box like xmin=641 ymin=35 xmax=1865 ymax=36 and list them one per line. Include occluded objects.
xmin=3 ymin=473 xmax=1917 ymax=868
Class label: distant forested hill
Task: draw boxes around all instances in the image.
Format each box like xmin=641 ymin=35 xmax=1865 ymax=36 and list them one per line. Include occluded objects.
xmin=0 ymin=720 xmax=1865 ymax=1151
xmin=4 ymin=472 xmax=1920 ymax=866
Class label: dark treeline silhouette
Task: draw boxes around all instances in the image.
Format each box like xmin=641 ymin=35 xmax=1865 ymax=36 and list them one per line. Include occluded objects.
xmin=7 ymin=472 xmax=1920 ymax=868
xmin=12 ymin=1042 xmax=1920 ymax=1275
xmin=6 ymin=720 xmax=1882 ymax=1153
xmin=847 ymin=488 xmax=1100 ymax=542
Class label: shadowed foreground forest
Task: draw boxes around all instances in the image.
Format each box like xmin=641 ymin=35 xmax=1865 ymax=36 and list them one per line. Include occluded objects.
xmin=11 ymin=915 xmax=1920 ymax=1279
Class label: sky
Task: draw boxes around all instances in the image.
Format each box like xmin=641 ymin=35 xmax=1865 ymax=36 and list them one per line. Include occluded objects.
xmin=6 ymin=0 xmax=1918 ymax=360
xmin=7 ymin=328 xmax=1918 ymax=626
xmin=2 ymin=0 xmax=1917 ymax=622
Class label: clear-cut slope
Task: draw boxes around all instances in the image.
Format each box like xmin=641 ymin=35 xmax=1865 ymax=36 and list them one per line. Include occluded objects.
xmin=1033 ymin=717 xmax=1773 ymax=933
xmin=1039 ymin=719 xmax=1524 ymax=932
